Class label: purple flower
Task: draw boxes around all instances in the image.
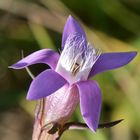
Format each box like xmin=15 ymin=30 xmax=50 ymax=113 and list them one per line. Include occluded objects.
xmin=10 ymin=15 xmax=137 ymax=132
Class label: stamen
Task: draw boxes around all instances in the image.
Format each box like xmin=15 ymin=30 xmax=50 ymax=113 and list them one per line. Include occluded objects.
xmin=71 ymin=62 xmax=80 ymax=76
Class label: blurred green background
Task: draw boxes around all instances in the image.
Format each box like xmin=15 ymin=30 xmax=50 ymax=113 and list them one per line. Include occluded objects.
xmin=0 ymin=0 xmax=140 ymax=140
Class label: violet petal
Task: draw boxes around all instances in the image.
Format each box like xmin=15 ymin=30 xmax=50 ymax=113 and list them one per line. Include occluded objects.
xmin=89 ymin=51 xmax=137 ymax=78
xmin=62 ymin=15 xmax=86 ymax=49
xmin=9 ymin=49 xmax=60 ymax=70
xmin=76 ymin=80 xmax=102 ymax=132
xmin=27 ymin=69 xmax=68 ymax=100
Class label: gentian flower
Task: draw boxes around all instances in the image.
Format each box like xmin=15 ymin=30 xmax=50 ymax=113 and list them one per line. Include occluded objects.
xmin=10 ymin=15 xmax=137 ymax=133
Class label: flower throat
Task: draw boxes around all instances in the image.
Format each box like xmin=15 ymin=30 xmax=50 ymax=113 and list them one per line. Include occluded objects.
xmin=56 ymin=33 xmax=101 ymax=83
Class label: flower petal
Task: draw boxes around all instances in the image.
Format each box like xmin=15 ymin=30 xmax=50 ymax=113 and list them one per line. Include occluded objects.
xmin=9 ymin=49 xmax=60 ymax=70
xmin=62 ymin=15 xmax=86 ymax=49
xmin=76 ymin=80 xmax=102 ymax=132
xmin=89 ymin=51 xmax=137 ymax=77
xmin=27 ymin=69 xmax=68 ymax=100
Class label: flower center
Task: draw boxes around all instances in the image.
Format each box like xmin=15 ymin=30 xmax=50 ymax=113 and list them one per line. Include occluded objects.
xmin=56 ymin=33 xmax=101 ymax=84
